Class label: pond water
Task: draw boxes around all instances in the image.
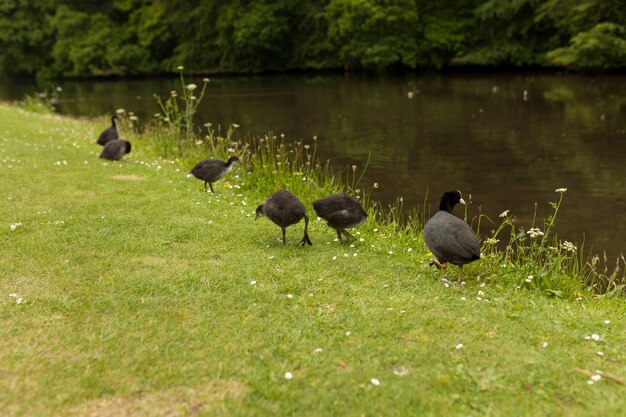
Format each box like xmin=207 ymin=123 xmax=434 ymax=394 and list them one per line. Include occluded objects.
xmin=2 ymin=73 xmax=626 ymax=259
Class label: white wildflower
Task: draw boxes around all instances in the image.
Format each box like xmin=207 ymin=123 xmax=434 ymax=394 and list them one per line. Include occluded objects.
xmin=129 ymin=115 xmax=138 ymax=121
xmin=561 ymin=241 xmax=577 ymax=252
xmin=542 ymin=342 xmax=548 ymax=348
xmin=116 ymin=108 xmax=125 ymax=114
xmin=485 ymin=237 xmax=500 ymax=244
xmin=591 ymin=374 xmax=602 ymax=382
xmin=250 ymin=280 xmax=257 ymax=285
xmin=604 ymin=320 xmax=611 ymax=324
xmin=373 ymin=182 xmax=379 ymax=189
xmin=525 ymin=275 xmax=534 ymax=283
xmin=527 ymin=228 xmax=544 ymax=238
xmin=176 ymin=65 xmax=184 ymax=70
xmin=10 ymin=222 xmax=22 ymax=230
xmin=591 ymin=334 xmax=600 ymax=341
xmin=370 ymin=378 xmax=381 ymax=386
xmin=455 ymin=343 xmax=464 ymax=350
xmin=203 ymin=78 xmax=210 ymax=83
xmin=499 ymin=210 xmax=510 ymax=218
xmin=597 ymin=351 xmax=604 ymax=356
xmin=286 ymin=294 xmax=293 ymax=299
xmin=284 ymin=371 xmax=293 ymax=380
xmin=313 ymin=348 xmax=323 ymax=354
xmin=555 ymin=188 xmax=567 ymax=193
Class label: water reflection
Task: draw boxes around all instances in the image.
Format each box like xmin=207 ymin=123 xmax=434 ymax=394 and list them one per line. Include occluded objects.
xmin=2 ymin=73 xmax=625 ymax=257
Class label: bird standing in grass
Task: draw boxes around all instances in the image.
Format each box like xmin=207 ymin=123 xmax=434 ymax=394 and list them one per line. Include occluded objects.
xmin=190 ymin=156 xmax=240 ymax=193
xmin=97 ymin=115 xmax=119 ymax=146
xmin=255 ymin=189 xmax=312 ymax=246
xmin=99 ymin=139 xmax=131 ymax=161
xmin=312 ymin=193 xmax=367 ymax=243
xmin=423 ymin=190 xmax=480 ymax=282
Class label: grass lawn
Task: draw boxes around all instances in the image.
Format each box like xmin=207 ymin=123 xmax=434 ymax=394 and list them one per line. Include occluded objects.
xmin=1 ymin=103 xmax=625 ymax=416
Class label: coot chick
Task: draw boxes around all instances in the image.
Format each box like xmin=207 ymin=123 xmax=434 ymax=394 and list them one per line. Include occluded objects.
xmin=99 ymin=139 xmax=131 ymax=161
xmin=423 ymin=190 xmax=480 ymax=282
xmin=255 ymin=189 xmax=312 ymax=246
xmin=190 ymin=156 xmax=240 ymax=193
xmin=97 ymin=115 xmax=119 ymax=146
xmin=312 ymin=193 xmax=367 ymax=243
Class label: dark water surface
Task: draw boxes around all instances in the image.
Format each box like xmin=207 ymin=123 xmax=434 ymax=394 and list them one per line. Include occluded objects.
xmin=3 ymin=74 xmax=626 ymax=258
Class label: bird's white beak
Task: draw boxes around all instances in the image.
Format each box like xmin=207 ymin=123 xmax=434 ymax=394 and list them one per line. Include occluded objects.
xmin=459 ymin=198 xmax=466 ymax=205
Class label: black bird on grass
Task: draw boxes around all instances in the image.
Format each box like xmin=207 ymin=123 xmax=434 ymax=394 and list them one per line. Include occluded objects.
xmin=190 ymin=156 xmax=240 ymax=193
xmin=99 ymin=139 xmax=131 ymax=161
xmin=255 ymin=189 xmax=312 ymax=246
xmin=97 ymin=115 xmax=119 ymax=146
xmin=312 ymin=193 xmax=367 ymax=243
xmin=422 ymin=190 xmax=480 ymax=282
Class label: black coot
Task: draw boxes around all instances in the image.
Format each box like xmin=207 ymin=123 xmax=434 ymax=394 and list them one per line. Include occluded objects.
xmin=97 ymin=115 xmax=119 ymax=146
xmin=99 ymin=139 xmax=131 ymax=161
xmin=255 ymin=189 xmax=312 ymax=246
xmin=190 ymin=156 xmax=240 ymax=193
xmin=312 ymin=193 xmax=367 ymax=242
xmin=423 ymin=190 xmax=480 ymax=281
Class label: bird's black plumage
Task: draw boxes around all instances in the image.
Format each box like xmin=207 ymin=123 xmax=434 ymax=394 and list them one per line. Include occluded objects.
xmin=97 ymin=115 xmax=119 ymax=146
xmin=255 ymin=189 xmax=312 ymax=246
xmin=312 ymin=193 xmax=367 ymax=242
xmin=190 ymin=156 xmax=239 ymax=193
xmin=99 ymin=139 xmax=131 ymax=161
xmin=423 ymin=190 xmax=480 ymax=281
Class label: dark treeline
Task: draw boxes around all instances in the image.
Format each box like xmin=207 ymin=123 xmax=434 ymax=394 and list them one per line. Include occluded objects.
xmin=2 ymin=0 xmax=626 ymax=79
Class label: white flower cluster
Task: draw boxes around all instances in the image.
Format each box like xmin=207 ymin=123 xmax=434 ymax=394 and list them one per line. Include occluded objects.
xmin=561 ymin=241 xmax=577 ymax=252
xmin=8 ymin=293 xmax=25 ymax=304
xmin=499 ymin=210 xmax=509 ymax=218
xmin=10 ymin=222 xmax=22 ymax=231
xmin=555 ymin=188 xmax=567 ymax=193
xmin=527 ymin=228 xmax=544 ymax=238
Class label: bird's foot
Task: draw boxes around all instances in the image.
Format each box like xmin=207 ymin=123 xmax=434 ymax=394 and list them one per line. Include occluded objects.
xmin=428 ymin=258 xmax=448 ymax=270
xmin=298 ymin=233 xmax=313 ymax=246
xmin=340 ymin=230 xmax=356 ymax=242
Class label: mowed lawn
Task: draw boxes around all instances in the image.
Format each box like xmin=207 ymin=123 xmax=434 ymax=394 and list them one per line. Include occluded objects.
xmin=1 ymin=104 xmax=625 ymax=417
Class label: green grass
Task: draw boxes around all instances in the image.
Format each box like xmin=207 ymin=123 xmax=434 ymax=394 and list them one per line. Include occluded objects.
xmin=1 ymin=103 xmax=625 ymax=416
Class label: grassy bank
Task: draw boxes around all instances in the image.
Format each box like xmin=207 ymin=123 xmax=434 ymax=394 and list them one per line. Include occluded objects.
xmin=1 ymin=103 xmax=625 ymax=416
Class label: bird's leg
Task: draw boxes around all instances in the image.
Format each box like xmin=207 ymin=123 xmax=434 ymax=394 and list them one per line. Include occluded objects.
xmin=457 ymin=265 xmax=464 ymax=283
xmin=336 ymin=229 xmax=343 ymax=243
xmin=341 ymin=229 xmax=356 ymax=242
xmin=282 ymin=227 xmax=287 ymax=244
xmin=209 ymin=182 xmax=215 ymax=194
xmin=428 ymin=258 xmax=448 ymax=270
xmin=204 ymin=181 xmax=208 ymax=192
xmin=298 ymin=215 xmax=313 ymax=246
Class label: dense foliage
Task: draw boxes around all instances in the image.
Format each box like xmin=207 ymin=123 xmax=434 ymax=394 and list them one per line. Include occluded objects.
xmin=1 ymin=0 xmax=625 ymax=78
